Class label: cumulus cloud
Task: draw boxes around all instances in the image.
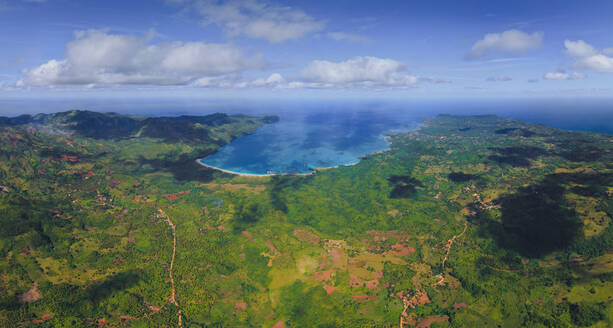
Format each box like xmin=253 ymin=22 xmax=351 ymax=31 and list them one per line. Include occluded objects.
xmin=174 ymin=0 xmax=324 ymax=43
xmin=543 ymin=72 xmax=569 ymax=80
xmin=543 ymin=71 xmax=586 ymax=80
xmin=486 ymin=75 xmax=512 ymax=82
xmin=565 ymin=40 xmax=598 ymax=58
xmin=192 ymin=74 xmax=249 ymax=88
xmin=193 ymin=56 xmax=422 ymax=89
xmin=192 ymin=73 xmax=303 ymax=89
xmin=20 ymin=29 xmax=261 ymax=86
xmin=299 ymin=56 xmax=418 ymax=88
xmin=327 ymin=32 xmax=370 ymax=43
xmin=564 ymin=40 xmax=613 ymax=72
xmin=466 ymin=29 xmax=543 ymax=59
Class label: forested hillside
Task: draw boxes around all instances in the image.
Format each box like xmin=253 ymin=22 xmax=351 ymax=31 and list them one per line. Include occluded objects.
xmin=0 ymin=112 xmax=611 ymax=327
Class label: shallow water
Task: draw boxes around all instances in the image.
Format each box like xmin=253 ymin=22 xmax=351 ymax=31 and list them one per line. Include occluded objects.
xmin=200 ymin=108 xmax=421 ymax=175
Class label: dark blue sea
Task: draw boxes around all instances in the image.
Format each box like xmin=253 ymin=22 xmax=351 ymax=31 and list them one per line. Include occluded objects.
xmin=1 ymin=98 xmax=611 ymax=175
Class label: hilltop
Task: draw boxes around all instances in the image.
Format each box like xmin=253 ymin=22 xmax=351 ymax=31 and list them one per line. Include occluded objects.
xmin=0 ymin=110 xmax=279 ymax=142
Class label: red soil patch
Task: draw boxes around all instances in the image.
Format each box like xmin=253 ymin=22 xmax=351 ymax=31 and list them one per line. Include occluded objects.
xmin=413 ymin=291 xmax=430 ymax=306
xmin=18 ymin=283 xmax=41 ymax=303
xmin=239 ymin=253 xmax=245 ymax=259
xmin=61 ymin=155 xmax=79 ymax=163
xmin=323 ymin=285 xmax=337 ymax=294
xmin=387 ymin=243 xmax=416 ymax=256
xmin=108 ymin=180 xmax=122 ymax=188
xmin=127 ymin=237 xmax=136 ymax=244
xmin=313 ymin=270 xmax=335 ymax=282
xmin=165 ymin=193 xmax=179 ymax=201
xmin=353 ymin=295 xmax=376 ymax=303
xmin=374 ymin=270 xmax=383 ymax=279
xmin=293 ymin=229 xmax=320 ymax=245
xmin=97 ymin=318 xmax=108 ymax=327
xmin=365 ymin=279 xmax=379 ymax=290
xmin=266 ymin=240 xmax=279 ymax=255
xmin=416 ymin=315 xmax=449 ymax=328
xmin=106 ymin=169 xmax=114 ymax=174
xmin=452 ymin=303 xmax=467 ymax=309
xmin=433 ymin=218 xmax=441 ymax=222
xmin=21 ymin=247 xmax=30 ymax=255
xmin=133 ymin=180 xmax=140 ymax=186
xmin=350 ymin=275 xmax=362 ymax=288
xmin=235 ymin=301 xmax=247 ymax=311
xmin=272 ymin=321 xmax=285 ymax=328
xmin=403 ymin=290 xmax=430 ymax=309
xmin=31 ymin=313 xmax=53 ymax=324
xmin=217 ymin=225 xmax=225 ymax=231
xmin=242 ymin=230 xmax=253 ymax=240
xmin=329 ymin=249 xmax=344 ymax=267
xmin=165 ymin=191 xmax=190 ymax=201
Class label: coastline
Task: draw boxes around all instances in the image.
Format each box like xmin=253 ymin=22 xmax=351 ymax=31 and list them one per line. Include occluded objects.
xmin=196 ymin=122 xmax=422 ymax=178
xmin=196 ymin=160 xmax=314 ymax=177
xmin=196 ymin=158 xmax=367 ymax=177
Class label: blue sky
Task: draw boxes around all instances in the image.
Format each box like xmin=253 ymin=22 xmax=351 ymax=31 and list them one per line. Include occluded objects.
xmin=1 ymin=0 xmax=612 ymax=99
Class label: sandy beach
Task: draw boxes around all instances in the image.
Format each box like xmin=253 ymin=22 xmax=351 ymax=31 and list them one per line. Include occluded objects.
xmin=195 ymin=158 xmax=372 ymax=177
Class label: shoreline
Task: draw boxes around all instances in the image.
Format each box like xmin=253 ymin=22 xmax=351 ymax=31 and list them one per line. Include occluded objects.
xmin=196 ymin=160 xmax=314 ymax=177
xmin=196 ymin=158 xmax=369 ymax=177
xmin=195 ymin=122 xmax=421 ymax=178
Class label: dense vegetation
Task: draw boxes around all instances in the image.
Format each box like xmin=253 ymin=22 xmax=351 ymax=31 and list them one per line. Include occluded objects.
xmin=0 ymin=111 xmax=611 ymax=327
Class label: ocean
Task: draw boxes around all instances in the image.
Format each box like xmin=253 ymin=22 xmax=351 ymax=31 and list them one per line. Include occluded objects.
xmin=1 ymin=98 xmax=612 ymax=175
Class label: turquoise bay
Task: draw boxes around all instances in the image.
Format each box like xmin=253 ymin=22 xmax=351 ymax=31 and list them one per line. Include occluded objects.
xmin=199 ymin=108 xmax=421 ymax=175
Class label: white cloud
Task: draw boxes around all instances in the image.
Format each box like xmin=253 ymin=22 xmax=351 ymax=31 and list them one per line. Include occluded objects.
xmin=327 ymin=32 xmax=370 ymax=43
xmin=251 ymin=73 xmax=285 ymax=87
xmin=176 ymin=0 xmax=324 ymax=43
xmin=543 ymin=71 xmax=586 ymax=80
xmin=564 ymin=40 xmax=613 ymax=72
xmin=192 ymin=74 xmax=248 ymax=88
xmin=20 ymin=29 xmax=261 ymax=86
xmin=193 ymin=57 xmax=422 ymax=89
xmin=564 ymin=40 xmax=598 ymax=58
xmin=486 ymin=75 xmax=512 ymax=82
xmin=300 ymin=56 xmax=418 ymax=88
xmin=466 ymin=29 xmax=543 ymax=59
xmin=543 ymin=72 xmax=570 ymax=80
xmin=192 ymin=73 xmax=305 ymax=89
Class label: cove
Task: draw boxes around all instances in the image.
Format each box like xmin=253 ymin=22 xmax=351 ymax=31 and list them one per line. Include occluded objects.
xmin=199 ymin=108 xmax=421 ymax=175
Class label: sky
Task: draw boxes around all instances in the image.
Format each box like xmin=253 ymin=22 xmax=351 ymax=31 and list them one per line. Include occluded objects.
xmin=1 ymin=0 xmax=613 ymax=100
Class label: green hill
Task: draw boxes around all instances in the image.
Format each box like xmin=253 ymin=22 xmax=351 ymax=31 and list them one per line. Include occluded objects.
xmin=0 ymin=112 xmax=611 ymax=327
